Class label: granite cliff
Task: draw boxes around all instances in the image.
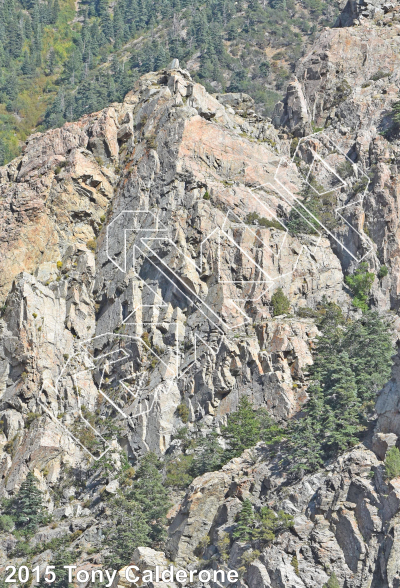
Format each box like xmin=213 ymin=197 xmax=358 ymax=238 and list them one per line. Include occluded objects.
xmin=1 ymin=3 xmax=400 ymax=587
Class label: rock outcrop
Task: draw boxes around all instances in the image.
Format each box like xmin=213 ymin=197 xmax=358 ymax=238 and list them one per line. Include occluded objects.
xmin=1 ymin=3 xmax=400 ymax=582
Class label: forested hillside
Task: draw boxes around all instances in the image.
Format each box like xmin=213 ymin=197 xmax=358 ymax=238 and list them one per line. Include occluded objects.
xmin=0 ymin=0 xmax=340 ymax=164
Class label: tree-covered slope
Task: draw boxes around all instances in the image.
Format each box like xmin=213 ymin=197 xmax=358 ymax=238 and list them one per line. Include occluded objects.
xmin=0 ymin=0 xmax=340 ymax=164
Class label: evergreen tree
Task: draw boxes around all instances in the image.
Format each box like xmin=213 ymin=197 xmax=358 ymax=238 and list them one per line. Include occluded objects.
xmin=290 ymin=302 xmax=393 ymax=473
xmin=385 ymin=446 xmax=400 ymax=480
xmin=222 ymin=397 xmax=261 ymax=459
xmin=129 ymin=453 xmax=171 ymax=544
xmin=322 ymin=573 xmax=340 ymax=588
xmin=21 ymin=50 xmax=32 ymax=75
xmin=40 ymin=550 xmax=75 ymax=588
xmin=9 ymin=472 xmax=45 ymax=533
xmin=271 ymin=287 xmax=290 ymax=316
xmin=106 ymin=497 xmax=151 ymax=569
xmin=190 ymin=431 xmax=224 ymax=477
xmin=52 ymin=0 xmax=60 ymax=23
xmin=323 ymin=352 xmax=361 ymax=455
xmin=289 ymin=383 xmax=325 ymax=473
xmin=0 ymin=137 xmax=6 ymax=166
xmin=232 ymin=499 xmax=254 ymax=542
xmin=345 ymin=262 xmax=375 ymax=312
xmin=343 ymin=311 xmax=393 ymax=405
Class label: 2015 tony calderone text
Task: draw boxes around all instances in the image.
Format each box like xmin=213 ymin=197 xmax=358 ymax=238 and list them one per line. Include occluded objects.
xmin=5 ymin=565 xmax=240 ymax=585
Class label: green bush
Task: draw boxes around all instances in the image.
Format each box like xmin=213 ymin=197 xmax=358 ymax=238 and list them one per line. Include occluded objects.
xmin=176 ymin=403 xmax=189 ymax=423
xmin=287 ymin=177 xmax=338 ymax=235
xmin=86 ymin=239 xmax=97 ymax=253
xmin=378 ymin=265 xmax=389 ymax=279
xmin=232 ymin=500 xmax=293 ymax=543
xmin=345 ymin=262 xmax=375 ymax=311
xmin=0 ymin=514 xmax=13 ymax=532
xmin=322 ymin=573 xmax=340 ymax=588
xmin=245 ymin=211 xmax=283 ymax=230
xmin=385 ymin=446 xmax=400 ymax=480
xmin=165 ymin=455 xmax=194 ymax=488
xmin=271 ymin=288 xmax=290 ymax=316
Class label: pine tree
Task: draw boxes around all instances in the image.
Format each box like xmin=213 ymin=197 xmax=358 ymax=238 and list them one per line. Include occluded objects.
xmin=271 ymin=287 xmax=290 ymax=316
xmin=232 ymin=499 xmax=254 ymax=542
xmin=190 ymin=431 xmax=224 ymax=477
xmin=222 ymin=397 xmax=261 ymax=459
xmin=40 ymin=550 xmax=74 ymax=588
xmin=129 ymin=453 xmax=171 ymax=544
xmin=106 ymin=497 xmax=151 ymax=569
xmin=343 ymin=312 xmax=393 ymax=405
xmin=323 ymin=352 xmax=361 ymax=455
xmin=322 ymin=572 xmax=340 ymax=588
xmin=289 ymin=383 xmax=325 ymax=473
xmin=21 ymin=50 xmax=32 ymax=75
xmin=52 ymin=0 xmax=60 ymax=23
xmin=11 ymin=472 xmax=45 ymax=533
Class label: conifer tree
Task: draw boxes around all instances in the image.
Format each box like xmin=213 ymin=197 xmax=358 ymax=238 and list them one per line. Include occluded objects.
xmin=345 ymin=262 xmax=375 ymax=311
xmin=289 ymin=383 xmax=325 ymax=473
xmin=129 ymin=453 xmax=171 ymax=544
xmin=232 ymin=499 xmax=254 ymax=542
xmin=52 ymin=0 xmax=60 ymax=23
xmin=222 ymin=397 xmax=261 ymax=459
xmin=385 ymin=446 xmax=400 ymax=480
xmin=106 ymin=497 xmax=151 ymax=569
xmin=323 ymin=351 xmax=361 ymax=455
xmin=11 ymin=472 xmax=45 ymax=533
xmin=322 ymin=572 xmax=340 ymax=588
xmin=343 ymin=312 xmax=393 ymax=405
xmin=190 ymin=431 xmax=224 ymax=477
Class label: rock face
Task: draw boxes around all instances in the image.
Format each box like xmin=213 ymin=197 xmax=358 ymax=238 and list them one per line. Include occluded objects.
xmin=1 ymin=7 xmax=400 ymax=586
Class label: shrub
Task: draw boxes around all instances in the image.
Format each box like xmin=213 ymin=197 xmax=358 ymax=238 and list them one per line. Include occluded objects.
xmin=378 ymin=265 xmax=389 ymax=279
xmin=146 ymin=135 xmax=157 ymax=149
xmin=271 ymin=288 xmax=290 ymax=316
xmin=56 ymin=261 xmax=63 ymax=269
xmin=25 ymin=412 xmax=40 ymax=429
xmin=203 ymin=191 xmax=211 ymax=200
xmin=217 ymin=532 xmax=230 ymax=563
xmin=287 ymin=177 xmax=338 ymax=235
xmin=252 ymin=507 xmax=293 ymax=542
xmin=291 ymin=555 xmax=299 ymax=575
xmin=176 ymin=403 xmax=189 ymax=423
xmin=86 ymin=239 xmax=97 ymax=252
xmin=241 ymin=549 xmax=260 ymax=566
xmin=165 ymin=455 xmax=194 ymax=488
xmin=322 ymin=573 xmax=340 ymax=588
xmin=141 ymin=331 xmax=151 ymax=347
xmin=245 ymin=211 xmax=283 ymax=230
xmin=0 ymin=514 xmax=14 ymax=532
xmin=385 ymin=446 xmax=400 ymax=480
xmin=194 ymin=534 xmax=210 ymax=557
xmin=345 ymin=262 xmax=375 ymax=311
